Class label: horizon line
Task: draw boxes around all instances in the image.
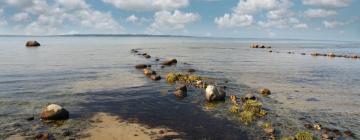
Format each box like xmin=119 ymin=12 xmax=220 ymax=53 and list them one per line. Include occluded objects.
xmin=0 ymin=34 xmax=358 ymax=42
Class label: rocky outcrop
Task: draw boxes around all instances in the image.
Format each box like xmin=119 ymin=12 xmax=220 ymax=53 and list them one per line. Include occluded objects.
xmin=25 ymin=41 xmax=41 ymax=47
xmin=205 ymin=85 xmax=226 ymax=102
xmin=40 ymin=104 xmax=69 ymax=120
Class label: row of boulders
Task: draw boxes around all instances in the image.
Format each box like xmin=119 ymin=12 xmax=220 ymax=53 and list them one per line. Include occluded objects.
xmin=250 ymin=44 xmax=271 ymax=49
xmin=311 ymin=52 xmax=359 ymax=59
xmin=25 ymin=40 xmax=41 ymax=47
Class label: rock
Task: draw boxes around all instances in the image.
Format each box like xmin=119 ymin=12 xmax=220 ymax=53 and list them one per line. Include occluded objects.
xmin=269 ymin=50 xmax=273 ymax=53
xmin=328 ymin=52 xmax=336 ymax=57
xmin=250 ymin=44 xmax=259 ymax=48
xmin=40 ymin=104 xmax=69 ymax=120
xmin=135 ymin=64 xmax=147 ymax=69
xmin=144 ymin=55 xmax=151 ymax=59
xmin=344 ymin=130 xmax=354 ymax=137
xmin=301 ymin=53 xmax=306 ymax=55
xmin=259 ymin=88 xmax=271 ymax=96
xmin=161 ymin=59 xmax=177 ymax=66
xmin=311 ymin=52 xmax=320 ymax=56
xmin=313 ymin=122 xmax=321 ymax=130
xmin=264 ymin=127 xmax=275 ymax=135
xmin=205 ymin=85 xmax=226 ymax=102
xmin=143 ymin=68 xmax=156 ymax=76
xmin=260 ymin=45 xmax=266 ymax=48
xmin=267 ymin=46 xmax=272 ymax=48
xmin=229 ymin=95 xmax=238 ymax=105
xmin=130 ymin=49 xmax=139 ymax=53
xmin=26 ymin=116 xmax=35 ymax=121
xmin=332 ymin=129 xmax=341 ymax=136
xmin=26 ymin=40 xmax=40 ymax=47
xmin=195 ymin=80 xmax=205 ymax=88
xmin=174 ymin=85 xmax=187 ymax=98
xmin=242 ymin=93 xmax=256 ymax=102
xmin=35 ymin=132 xmax=50 ymax=140
xmin=142 ymin=53 xmax=147 ymax=56
xmin=155 ymin=58 xmax=160 ymax=61
xmin=150 ymin=75 xmax=161 ymax=81
xmin=351 ymin=55 xmax=358 ymax=59
xmin=187 ymin=69 xmax=196 ymax=73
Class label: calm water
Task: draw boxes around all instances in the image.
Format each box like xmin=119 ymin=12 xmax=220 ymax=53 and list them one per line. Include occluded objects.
xmin=0 ymin=36 xmax=359 ymax=139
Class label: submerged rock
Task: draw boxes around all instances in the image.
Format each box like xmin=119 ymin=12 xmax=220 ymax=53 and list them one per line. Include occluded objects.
xmin=161 ymin=59 xmax=178 ymax=66
xmin=25 ymin=40 xmax=40 ymax=47
xmin=301 ymin=53 xmax=306 ymax=55
xmin=144 ymin=55 xmax=151 ymax=59
xmin=40 ymin=104 xmax=69 ymax=120
xmin=205 ymin=85 xmax=226 ymax=102
xmin=187 ymin=69 xmax=196 ymax=73
xmin=174 ymin=85 xmax=187 ymax=98
xmin=135 ymin=64 xmax=148 ymax=69
xmin=259 ymin=88 xmax=271 ymax=96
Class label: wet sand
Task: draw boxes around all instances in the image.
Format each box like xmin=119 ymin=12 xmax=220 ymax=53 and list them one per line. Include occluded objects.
xmin=79 ymin=112 xmax=179 ymax=140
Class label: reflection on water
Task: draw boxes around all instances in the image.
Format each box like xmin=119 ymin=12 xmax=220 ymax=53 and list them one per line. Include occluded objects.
xmin=0 ymin=36 xmax=359 ymax=139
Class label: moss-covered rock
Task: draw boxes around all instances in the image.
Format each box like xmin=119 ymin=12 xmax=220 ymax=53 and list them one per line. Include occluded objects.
xmin=242 ymin=100 xmax=262 ymax=113
xmin=166 ymin=72 xmax=178 ymax=83
xmin=239 ymin=111 xmax=255 ymax=125
xmin=295 ymin=131 xmax=313 ymax=140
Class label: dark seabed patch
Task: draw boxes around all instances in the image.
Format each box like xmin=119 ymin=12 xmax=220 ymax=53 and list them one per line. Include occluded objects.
xmin=76 ymin=83 xmax=250 ymax=140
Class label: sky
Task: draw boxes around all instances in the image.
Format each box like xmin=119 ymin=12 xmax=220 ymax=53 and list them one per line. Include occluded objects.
xmin=0 ymin=0 xmax=359 ymax=41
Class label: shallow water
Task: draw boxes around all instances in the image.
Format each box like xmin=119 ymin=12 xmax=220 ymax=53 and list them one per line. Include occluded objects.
xmin=0 ymin=36 xmax=359 ymax=139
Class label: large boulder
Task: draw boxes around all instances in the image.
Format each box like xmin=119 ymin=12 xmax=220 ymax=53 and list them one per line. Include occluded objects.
xmin=40 ymin=104 xmax=69 ymax=120
xmin=161 ymin=59 xmax=177 ymax=66
xmin=205 ymin=85 xmax=226 ymax=102
xmin=174 ymin=85 xmax=187 ymax=98
xmin=25 ymin=41 xmax=41 ymax=47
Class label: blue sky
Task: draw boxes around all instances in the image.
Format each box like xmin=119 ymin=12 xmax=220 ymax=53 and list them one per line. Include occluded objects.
xmin=0 ymin=0 xmax=359 ymax=41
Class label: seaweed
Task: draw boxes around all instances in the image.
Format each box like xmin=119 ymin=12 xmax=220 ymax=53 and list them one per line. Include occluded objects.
xmin=294 ymin=131 xmax=313 ymax=140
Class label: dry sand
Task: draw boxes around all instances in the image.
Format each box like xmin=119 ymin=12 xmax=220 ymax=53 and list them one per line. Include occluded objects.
xmin=79 ymin=112 xmax=180 ymax=140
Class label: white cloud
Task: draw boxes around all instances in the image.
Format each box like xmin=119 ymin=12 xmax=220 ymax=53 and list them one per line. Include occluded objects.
xmin=149 ymin=10 xmax=199 ymax=31
xmin=126 ymin=15 xmax=139 ymax=23
xmin=102 ymin=0 xmax=189 ymax=11
xmin=302 ymin=0 xmax=351 ymax=8
xmin=323 ymin=20 xmax=344 ymax=28
xmin=12 ymin=12 xmax=30 ymax=22
xmin=234 ymin=0 xmax=279 ymax=14
xmin=5 ymin=0 xmax=123 ymax=35
xmin=0 ymin=9 xmax=7 ymax=27
xmin=304 ymin=9 xmax=337 ymax=18
xmin=214 ymin=14 xmax=253 ymax=28
xmin=293 ymin=23 xmax=308 ymax=29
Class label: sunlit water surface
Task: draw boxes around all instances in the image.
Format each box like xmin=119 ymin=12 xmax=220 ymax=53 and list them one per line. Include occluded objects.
xmin=0 ymin=36 xmax=359 ymax=139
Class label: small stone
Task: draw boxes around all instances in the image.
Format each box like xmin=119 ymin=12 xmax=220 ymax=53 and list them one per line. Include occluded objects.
xmin=159 ymin=130 xmax=165 ymax=134
xmin=155 ymin=58 xmax=160 ymax=61
xmin=26 ymin=117 xmax=35 ymax=121
xmin=174 ymin=85 xmax=187 ymax=98
xmin=161 ymin=59 xmax=178 ymax=66
xmin=344 ymin=130 xmax=354 ymax=137
xmin=229 ymin=95 xmax=238 ymax=105
xmin=150 ymin=75 xmax=161 ymax=81
xmin=135 ymin=64 xmax=147 ymax=69
xmin=264 ymin=127 xmax=275 ymax=135
xmin=187 ymin=69 xmax=196 ymax=73
xmin=301 ymin=53 xmax=306 ymax=55
xmin=304 ymin=123 xmax=313 ymax=129
xmin=259 ymin=88 xmax=271 ymax=96
xmin=242 ymin=93 xmax=256 ymax=102
xmin=205 ymin=85 xmax=226 ymax=102
xmin=269 ymin=50 xmax=273 ymax=53
xmin=143 ymin=68 xmax=155 ymax=76
xmin=328 ymin=52 xmax=336 ymax=57
xmin=26 ymin=40 xmax=41 ymax=47
xmin=144 ymin=55 xmax=151 ymax=59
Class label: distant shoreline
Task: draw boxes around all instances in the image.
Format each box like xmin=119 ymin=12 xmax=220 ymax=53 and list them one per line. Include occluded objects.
xmin=0 ymin=34 xmax=359 ymax=43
